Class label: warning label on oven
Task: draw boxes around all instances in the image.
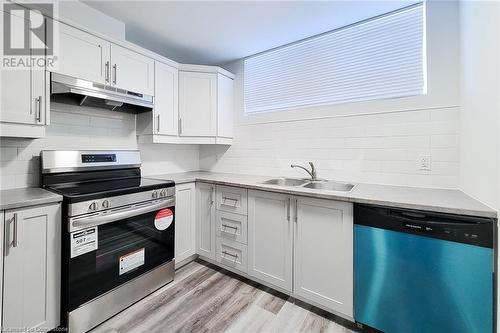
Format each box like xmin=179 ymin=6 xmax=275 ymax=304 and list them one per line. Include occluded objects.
xmin=70 ymin=227 xmax=98 ymax=258
xmin=154 ymin=208 xmax=174 ymax=231
xmin=119 ymin=248 xmax=145 ymax=275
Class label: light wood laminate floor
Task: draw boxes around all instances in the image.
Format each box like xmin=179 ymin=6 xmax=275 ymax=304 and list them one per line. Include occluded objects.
xmin=90 ymin=260 xmax=359 ymax=333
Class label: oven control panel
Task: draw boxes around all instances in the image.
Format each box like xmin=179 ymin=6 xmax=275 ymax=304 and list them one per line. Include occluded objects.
xmin=68 ymin=187 xmax=176 ymax=217
xmin=82 ymin=154 xmax=117 ymax=163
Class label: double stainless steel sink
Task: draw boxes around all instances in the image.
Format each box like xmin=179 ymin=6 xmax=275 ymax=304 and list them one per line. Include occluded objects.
xmin=261 ymin=177 xmax=355 ymax=192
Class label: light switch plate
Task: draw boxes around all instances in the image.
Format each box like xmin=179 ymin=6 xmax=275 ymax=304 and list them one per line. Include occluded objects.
xmin=418 ymin=155 xmax=431 ymax=171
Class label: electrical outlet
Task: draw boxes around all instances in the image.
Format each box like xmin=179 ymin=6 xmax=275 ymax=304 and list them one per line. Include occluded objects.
xmin=418 ymin=155 xmax=431 ymax=171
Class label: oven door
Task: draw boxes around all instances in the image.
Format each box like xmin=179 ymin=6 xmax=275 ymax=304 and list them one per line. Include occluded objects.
xmin=67 ymin=198 xmax=175 ymax=311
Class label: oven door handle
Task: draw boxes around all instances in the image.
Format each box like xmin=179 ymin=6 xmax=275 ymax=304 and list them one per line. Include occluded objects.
xmin=70 ymin=198 xmax=175 ymax=230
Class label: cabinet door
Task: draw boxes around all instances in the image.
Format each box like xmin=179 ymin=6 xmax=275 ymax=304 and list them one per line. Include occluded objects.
xmin=54 ymin=22 xmax=110 ymax=84
xmin=294 ymin=197 xmax=353 ymax=316
xmin=248 ymin=190 xmax=292 ymax=291
xmin=217 ymin=74 xmax=234 ymax=139
xmin=3 ymin=204 xmax=61 ymax=331
xmin=179 ymin=71 xmax=217 ymax=137
xmin=111 ymin=43 xmax=154 ymax=95
xmin=154 ymin=61 xmax=179 ymax=136
xmin=0 ymin=8 xmax=45 ymax=125
xmin=196 ymin=183 xmax=216 ymax=259
xmin=175 ymin=183 xmax=196 ymax=265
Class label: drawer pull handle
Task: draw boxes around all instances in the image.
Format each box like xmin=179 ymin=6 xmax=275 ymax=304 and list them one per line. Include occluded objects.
xmin=222 ymin=250 xmax=239 ymax=261
xmin=222 ymin=224 xmax=238 ymax=233
xmin=222 ymin=197 xmax=238 ymax=207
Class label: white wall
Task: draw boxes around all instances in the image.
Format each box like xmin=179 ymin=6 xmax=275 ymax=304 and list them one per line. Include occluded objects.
xmin=58 ymin=0 xmax=125 ymax=39
xmin=201 ymin=1 xmax=461 ymax=189
xmin=0 ymin=103 xmax=199 ymax=190
xmin=459 ymin=0 xmax=500 ymax=211
xmin=458 ymin=3 xmax=500 ymax=328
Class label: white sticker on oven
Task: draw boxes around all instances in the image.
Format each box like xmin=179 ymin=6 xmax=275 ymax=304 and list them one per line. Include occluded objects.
xmin=70 ymin=227 xmax=98 ymax=258
xmin=119 ymin=248 xmax=145 ymax=275
xmin=154 ymin=208 xmax=174 ymax=231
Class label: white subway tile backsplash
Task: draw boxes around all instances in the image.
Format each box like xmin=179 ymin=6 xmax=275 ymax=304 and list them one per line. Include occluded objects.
xmin=0 ymin=147 xmax=17 ymax=161
xmin=201 ymin=107 xmax=460 ymax=188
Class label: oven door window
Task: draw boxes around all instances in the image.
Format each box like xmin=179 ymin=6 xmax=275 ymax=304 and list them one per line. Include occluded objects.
xmin=68 ymin=208 xmax=175 ymax=310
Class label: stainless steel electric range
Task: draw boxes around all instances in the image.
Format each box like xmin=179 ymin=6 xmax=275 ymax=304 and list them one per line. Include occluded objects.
xmin=41 ymin=150 xmax=175 ymax=333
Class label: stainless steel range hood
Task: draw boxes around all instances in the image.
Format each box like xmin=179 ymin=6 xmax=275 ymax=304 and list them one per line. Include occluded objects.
xmin=51 ymin=73 xmax=153 ymax=113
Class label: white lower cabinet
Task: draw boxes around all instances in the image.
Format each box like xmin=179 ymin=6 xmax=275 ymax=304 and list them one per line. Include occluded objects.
xmin=196 ymin=183 xmax=216 ymax=260
xmin=247 ymin=190 xmax=293 ymax=292
xmin=2 ymin=203 xmax=61 ymax=331
xmin=294 ymin=197 xmax=353 ymax=317
xmin=216 ymin=210 xmax=247 ymax=245
xmin=194 ymin=184 xmax=354 ymax=318
xmin=175 ymin=183 xmax=196 ymax=267
xmin=215 ymin=237 xmax=248 ymax=273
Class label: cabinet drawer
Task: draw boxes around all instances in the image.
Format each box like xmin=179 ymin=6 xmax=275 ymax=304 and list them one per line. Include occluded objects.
xmin=216 ymin=211 xmax=248 ymax=245
xmin=215 ymin=237 xmax=247 ymax=273
xmin=216 ymin=185 xmax=248 ymax=215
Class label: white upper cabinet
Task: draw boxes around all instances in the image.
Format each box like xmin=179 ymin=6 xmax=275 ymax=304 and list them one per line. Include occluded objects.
xmin=217 ymin=73 xmax=234 ymax=139
xmin=154 ymin=61 xmax=179 ymax=136
xmin=55 ymin=23 xmax=154 ymax=95
xmin=0 ymin=6 xmax=47 ymax=137
xmin=54 ymin=22 xmax=110 ymax=84
xmin=139 ymin=66 xmax=234 ymax=145
xmin=247 ymin=190 xmax=293 ymax=292
xmin=294 ymin=197 xmax=354 ymax=317
xmin=179 ymin=71 xmax=217 ymax=137
xmin=110 ymin=43 xmax=154 ymax=95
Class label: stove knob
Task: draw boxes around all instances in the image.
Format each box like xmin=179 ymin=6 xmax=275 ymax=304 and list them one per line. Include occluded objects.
xmin=102 ymin=200 xmax=110 ymax=209
xmin=89 ymin=202 xmax=98 ymax=211
xmin=160 ymin=189 xmax=167 ymax=197
xmin=152 ymin=190 xmax=159 ymax=199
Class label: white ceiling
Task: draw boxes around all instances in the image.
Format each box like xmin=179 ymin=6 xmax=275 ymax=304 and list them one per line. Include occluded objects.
xmin=83 ymin=0 xmax=416 ymax=65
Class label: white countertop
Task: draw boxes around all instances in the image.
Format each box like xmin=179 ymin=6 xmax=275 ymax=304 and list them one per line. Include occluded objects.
xmin=0 ymin=187 xmax=63 ymax=211
xmin=148 ymin=171 xmax=497 ymax=218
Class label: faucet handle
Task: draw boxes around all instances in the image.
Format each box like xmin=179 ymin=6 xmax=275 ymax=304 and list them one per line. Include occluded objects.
xmin=308 ymin=162 xmax=317 ymax=180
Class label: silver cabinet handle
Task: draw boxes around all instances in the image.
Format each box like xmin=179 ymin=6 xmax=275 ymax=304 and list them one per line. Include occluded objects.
xmin=210 ymin=188 xmax=214 ymax=205
xmin=105 ymin=61 xmax=110 ymax=83
xmin=294 ymin=199 xmax=298 ymax=223
xmin=222 ymin=197 xmax=238 ymax=207
xmin=222 ymin=250 xmax=238 ymax=260
xmin=156 ymin=114 xmax=161 ymax=133
xmin=112 ymin=64 xmax=117 ymax=84
xmin=178 ymin=118 xmax=182 ymax=135
xmin=287 ymin=198 xmax=291 ymax=221
xmin=12 ymin=213 xmax=18 ymax=248
xmin=222 ymin=224 xmax=238 ymax=233
xmin=35 ymin=96 xmax=42 ymax=122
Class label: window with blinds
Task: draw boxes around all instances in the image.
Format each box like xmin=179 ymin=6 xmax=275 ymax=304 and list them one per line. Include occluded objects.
xmin=244 ymin=3 xmax=426 ymax=114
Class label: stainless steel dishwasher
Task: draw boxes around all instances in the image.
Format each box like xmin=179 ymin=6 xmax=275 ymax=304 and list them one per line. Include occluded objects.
xmin=354 ymin=204 xmax=495 ymax=333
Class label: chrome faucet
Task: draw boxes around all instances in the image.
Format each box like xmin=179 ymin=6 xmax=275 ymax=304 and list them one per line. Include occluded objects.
xmin=291 ymin=162 xmax=318 ymax=181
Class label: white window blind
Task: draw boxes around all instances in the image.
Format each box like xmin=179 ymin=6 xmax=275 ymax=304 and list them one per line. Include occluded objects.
xmin=244 ymin=3 xmax=426 ymax=113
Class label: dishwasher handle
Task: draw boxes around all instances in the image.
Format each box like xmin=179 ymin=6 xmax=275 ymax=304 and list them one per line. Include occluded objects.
xmin=389 ymin=210 xmax=486 ymax=226
xmin=354 ymin=204 xmax=494 ymax=248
